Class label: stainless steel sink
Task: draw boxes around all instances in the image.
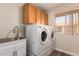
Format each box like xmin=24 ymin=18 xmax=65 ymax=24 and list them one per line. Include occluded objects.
xmin=0 ymin=38 xmax=15 ymax=43
xmin=0 ymin=37 xmax=24 ymax=43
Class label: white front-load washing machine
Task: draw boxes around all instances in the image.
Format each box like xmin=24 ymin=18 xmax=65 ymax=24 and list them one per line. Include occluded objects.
xmin=26 ymin=24 xmax=52 ymax=56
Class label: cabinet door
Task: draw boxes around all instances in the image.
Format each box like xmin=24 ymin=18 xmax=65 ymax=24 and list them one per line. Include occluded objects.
xmin=23 ymin=4 xmax=31 ymax=24
xmin=35 ymin=8 xmax=41 ymax=24
xmin=41 ymin=11 xmax=48 ymax=25
xmin=17 ymin=47 xmax=26 ymax=56
xmin=23 ymin=3 xmax=36 ymax=24
xmin=0 ymin=46 xmax=15 ymax=56
xmin=28 ymin=4 xmax=36 ymax=24
xmin=15 ymin=40 xmax=26 ymax=56
xmin=44 ymin=14 xmax=48 ymax=25
xmin=41 ymin=11 xmax=45 ymax=24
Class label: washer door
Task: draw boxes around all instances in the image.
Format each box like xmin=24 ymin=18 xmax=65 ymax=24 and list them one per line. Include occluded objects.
xmin=39 ymin=28 xmax=48 ymax=45
xmin=41 ymin=31 xmax=47 ymax=42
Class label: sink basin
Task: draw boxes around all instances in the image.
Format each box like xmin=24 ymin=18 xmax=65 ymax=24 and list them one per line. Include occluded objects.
xmin=0 ymin=37 xmax=25 ymax=43
xmin=0 ymin=38 xmax=15 ymax=43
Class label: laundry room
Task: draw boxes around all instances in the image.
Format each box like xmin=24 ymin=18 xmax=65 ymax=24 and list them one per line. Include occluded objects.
xmin=0 ymin=1 xmax=79 ymax=57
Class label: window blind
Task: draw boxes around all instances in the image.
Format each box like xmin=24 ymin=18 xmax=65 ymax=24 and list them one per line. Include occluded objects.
xmin=55 ymin=9 xmax=79 ymax=17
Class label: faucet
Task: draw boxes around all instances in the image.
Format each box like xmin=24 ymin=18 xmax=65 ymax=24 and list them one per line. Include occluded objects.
xmin=13 ymin=26 xmax=19 ymax=40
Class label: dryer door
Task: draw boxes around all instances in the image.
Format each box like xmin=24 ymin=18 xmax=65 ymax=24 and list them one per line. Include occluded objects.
xmin=50 ymin=31 xmax=55 ymax=41
xmin=39 ymin=28 xmax=48 ymax=45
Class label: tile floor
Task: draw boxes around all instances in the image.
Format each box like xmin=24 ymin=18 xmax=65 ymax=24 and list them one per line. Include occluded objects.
xmin=50 ymin=50 xmax=71 ymax=56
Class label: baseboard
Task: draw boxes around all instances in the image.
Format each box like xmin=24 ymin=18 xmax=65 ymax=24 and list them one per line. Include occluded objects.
xmin=55 ymin=48 xmax=79 ymax=56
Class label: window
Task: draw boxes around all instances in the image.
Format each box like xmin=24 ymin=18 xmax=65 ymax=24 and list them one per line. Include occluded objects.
xmin=72 ymin=13 xmax=77 ymax=34
xmin=55 ymin=10 xmax=79 ymax=35
xmin=55 ymin=16 xmax=66 ymax=33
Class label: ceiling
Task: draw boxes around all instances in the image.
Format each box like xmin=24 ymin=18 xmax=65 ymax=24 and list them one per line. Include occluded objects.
xmin=17 ymin=3 xmax=63 ymax=11
xmin=32 ymin=3 xmax=62 ymax=11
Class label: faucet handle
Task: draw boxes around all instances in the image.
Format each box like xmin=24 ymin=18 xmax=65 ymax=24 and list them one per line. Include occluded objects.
xmin=13 ymin=26 xmax=19 ymax=40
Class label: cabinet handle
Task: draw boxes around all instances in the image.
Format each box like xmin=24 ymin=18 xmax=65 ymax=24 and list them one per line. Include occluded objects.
xmin=13 ymin=51 xmax=17 ymax=56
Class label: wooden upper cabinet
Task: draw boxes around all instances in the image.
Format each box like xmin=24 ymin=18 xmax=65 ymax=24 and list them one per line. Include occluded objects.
xmin=35 ymin=7 xmax=41 ymax=24
xmin=23 ymin=3 xmax=35 ymax=24
xmin=23 ymin=3 xmax=48 ymax=25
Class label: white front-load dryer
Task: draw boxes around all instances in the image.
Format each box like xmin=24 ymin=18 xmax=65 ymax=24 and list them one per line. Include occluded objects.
xmin=43 ymin=25 xmax=55 ymax=55
xmin=49 ymin=26 xmax=55 ymax=51
xmin=26 ymin=24 xmax=51 ymax=56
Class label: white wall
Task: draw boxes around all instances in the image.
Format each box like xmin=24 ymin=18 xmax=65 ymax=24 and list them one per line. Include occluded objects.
xmin=0 ymin=3 xmax=24 ymax=39
xmin=47 ymin=4 xmax=79 ymax=55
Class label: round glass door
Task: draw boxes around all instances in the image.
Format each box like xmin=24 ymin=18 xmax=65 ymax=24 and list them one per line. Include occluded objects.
xmin=51 ymin=31 xmax=54 ymax=39
xmin=41 ymin=31 xmax=47 ymax=42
